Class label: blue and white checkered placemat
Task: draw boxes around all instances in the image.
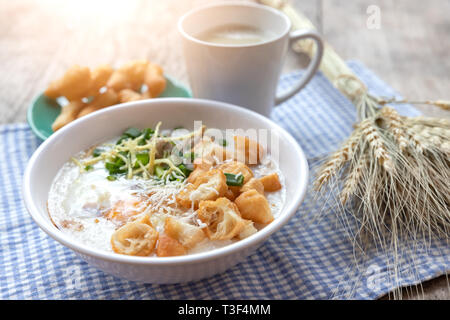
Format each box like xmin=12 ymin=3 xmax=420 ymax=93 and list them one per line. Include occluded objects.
xmin=0 ymin=61 xmax=448 ymax=299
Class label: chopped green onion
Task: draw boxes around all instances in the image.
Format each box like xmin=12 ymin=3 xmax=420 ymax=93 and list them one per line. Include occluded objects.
xmin=114 ymin=155 xmax=125 ymax=166
xmin=92 ymin=148 xmax=102 ymax=157
xmin=184 ymin=152 xmax=196 ymax=162
xmin=224 ymin=173 xmax=244 ymax=186
xmin=124 ymin=127 xmax=141 ymax=138
xmin=221 ymin=139 xmax=228 ymax=147
xmin=105 ymin=162 xmax=126 ymax=174
xmin=116 ymin=134 xmax=129 ymax=145
xmin=142 ymin=128 xmax=154 ymax=140
xmin=78 ymin=122 xmax=203 ymax=182
xmin=178 ymin=164 xmax=193 ymax=177
xmin=105 ymin=162 xmax=116 ymax=172
xmin=154 ymin=165 xmax=166 ymax=179
xmin=136 ymin=153 xmax=149 ymax=166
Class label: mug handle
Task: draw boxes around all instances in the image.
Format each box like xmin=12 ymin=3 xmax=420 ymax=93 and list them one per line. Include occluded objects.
xmin=275 ymin=29 xmax=324 ymax=105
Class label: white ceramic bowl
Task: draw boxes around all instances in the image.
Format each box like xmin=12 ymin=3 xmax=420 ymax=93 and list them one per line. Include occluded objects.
xmin=23 ymin=98 xmax=308 ymax=284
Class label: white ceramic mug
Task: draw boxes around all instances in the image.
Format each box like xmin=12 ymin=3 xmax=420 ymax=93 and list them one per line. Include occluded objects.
xmin=178 ymin=2 xmax=324 ymax=117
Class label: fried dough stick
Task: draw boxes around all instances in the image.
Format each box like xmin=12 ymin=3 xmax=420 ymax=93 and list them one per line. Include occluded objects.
xmin=52 ymin=100 xmax=86 ymax=131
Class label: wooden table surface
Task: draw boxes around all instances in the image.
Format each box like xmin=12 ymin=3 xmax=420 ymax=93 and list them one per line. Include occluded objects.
xmin=0 ymin=0 xmax=448 ymax=299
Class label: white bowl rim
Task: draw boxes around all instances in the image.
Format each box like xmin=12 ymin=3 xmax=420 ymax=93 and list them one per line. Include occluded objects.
xmin=23 ymin=98 xmax=308 ymax=266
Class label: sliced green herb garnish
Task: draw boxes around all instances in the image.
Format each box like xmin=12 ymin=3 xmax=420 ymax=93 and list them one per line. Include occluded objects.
xmin=106 ymin=175 xmax=117 ymax=181
xmin=84 ymin=165 xmax=93 ymax=171
xmin=224 ymin=173 xmax=244 ymax=186
xmin=92 ymin=148 xmax=102 ymax=157
xmin=184 ymin=152 xmax=196 ymax=162
xmin=154 ymin=164 xmax=166 ymax=178
xmin=105 ymin=162 xmax=116 ymax=172
xmin=178 ymin=164 xmax=193 ymax=177
xmin=124 ymin=127 xmax=141 ymax=138
xmin=136 ymin=153 xmax=149 ymax=166
xmin=221 ymin=139 xmax=228 ymax=147
xmin=116 ymin=134 xmax=129 ymax=145
xmin=105 ymin=162 xmax=126 ymax=174
xmin=114 ymin=155 xmax=125 ymax=166
xmin=142 ymin=128 xmax=155 ymax=140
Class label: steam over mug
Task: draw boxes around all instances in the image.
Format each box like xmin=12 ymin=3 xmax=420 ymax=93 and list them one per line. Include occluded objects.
xmin=178 ymin=2 xmax=324 ymax=117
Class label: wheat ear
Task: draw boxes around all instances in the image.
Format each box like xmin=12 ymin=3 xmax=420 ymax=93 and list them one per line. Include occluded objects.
xmin=340 ymin=154 xmax=368 ymax=205
xmin=380 ymin=107 xmax=410 ymax=151
xmin=314 ymin=128 xmax=363 ymax=190
xmin=360 ymin=119 xmax=394 ymax=171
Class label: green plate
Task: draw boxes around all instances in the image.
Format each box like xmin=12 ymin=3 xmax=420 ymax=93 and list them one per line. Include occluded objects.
xmin=27 ymin=75 xmax=192 ymax=140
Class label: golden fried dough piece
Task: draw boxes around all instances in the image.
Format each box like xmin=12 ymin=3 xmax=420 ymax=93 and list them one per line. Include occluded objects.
xmin=198 ymin=197 xmax=245 ymax=240
xmin=176 ymin=169 xmax=227 ymax=209
xmin=235 ymin=189 xmax=274 ymax=224
xmin=119 ymin=89 xmax=153 ymax=103
xmin=197 ymin=198 xmax=243 ymax=240
xmin=241 ymin=177 xmax=264 ymax=195
xmin=193 ymin=158 xmax=214 ymax=171
xmin=176 ymin=184 xmax=196 ymax=208
xmin=140 ymin=91 xmax=152 ymax=100
xmin=191 ymin=168 xmax=228 ymax=198
xmin=192 ymin=137 xmax=227 ymax=167
xmin=164 ymin=217 xmax=206 ymax=249
xmin=259 ymin=173 xmax=282 ymax=192
xmin=224 ymin=188 xmax=237 ymax=201
xmin=156 ymin=234 xmax=187 ymax=257
xmin=44 ymin=65 xmax=92 ymax=100
xmin=77 ymin=88 xmax=119 ymax=118
xmin=107 ymin=60 xmax=149 ymax=91
xmin=238 ymin=219 xmax=258 ymax=240
xmin=186 ymin=167 xmax=207 ymax=184
xmin=111 ymin=216 xmax=158 ymax=256
xmin=52 ymin=100 xmax=86 ymax=131
xmin=118 ymin=89 xmax=142 ymax=103
xmin=218 ymin=161 xmax=253 ymax=184
xmin=88 ymin=64 xmax=114 ymax=96
xmin=228 ymin=186 xmax=241 ymax=199
xmin=144 ymin=63 xmax=166 ymax=97
xmin=233 ymin=136 xmax=265 ymax=165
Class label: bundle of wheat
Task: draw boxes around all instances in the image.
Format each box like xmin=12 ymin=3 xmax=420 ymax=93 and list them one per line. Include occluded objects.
xmin=259 ymin=0 xmax=449 ymax=298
